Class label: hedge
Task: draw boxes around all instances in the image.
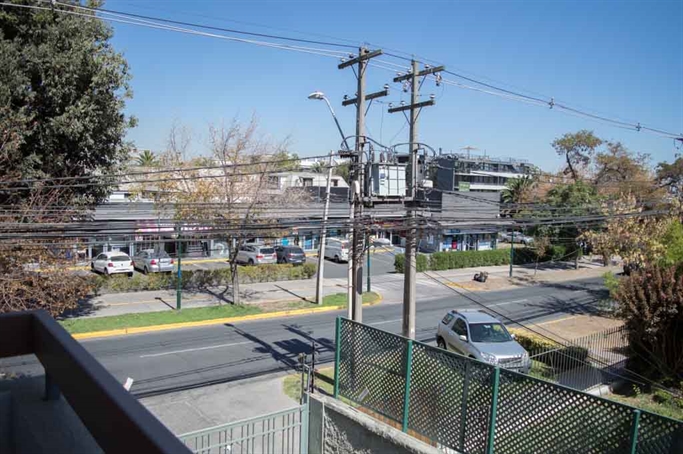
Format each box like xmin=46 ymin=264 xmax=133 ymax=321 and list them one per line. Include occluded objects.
xmin=93 ymin=263 xmax=317 ymax=294
xmin=394 ymin=253 xmax=429 ymax=273
xmin=510 ymin=328 xmax=589 ymax=372
xmin=393 ymin=248 xmax=539 ymax=273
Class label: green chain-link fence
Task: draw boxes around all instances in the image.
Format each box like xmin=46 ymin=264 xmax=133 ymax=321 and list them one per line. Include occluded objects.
xmin=333 ymin=317 xmax=683 ymax=454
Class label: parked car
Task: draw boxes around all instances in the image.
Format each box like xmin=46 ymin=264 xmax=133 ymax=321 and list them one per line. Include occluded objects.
xmin=133 ymin=249 xmax=174 ymax=274
xmin=372 ymin=237 xmax=392 ymax=247
xmin=435 ymin=309 xmax=530 ymax=373
xmin=274 ymin=245 xmax=306 ymax=265
xmin=236 ymin=244 xmax=277 ymax=265
xmin=324 ymin=238 xmax=350 ymax=263
xmin=91 ymin=251 xmax=134 ymax=277
xmin=498 ymin=231 xmax=534 ymax=245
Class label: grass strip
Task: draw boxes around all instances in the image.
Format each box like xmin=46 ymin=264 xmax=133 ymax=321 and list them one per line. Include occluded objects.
xmin=60 ymin=291 xmax=382 ymax=334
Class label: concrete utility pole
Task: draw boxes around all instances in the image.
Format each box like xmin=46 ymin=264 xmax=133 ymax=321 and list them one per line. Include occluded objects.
xmin=315 ymin=152 xmax=334 ymax=305
xmin=389 ymin=61 xmax=444 ymax=339
xmin=338 ymin=47 xmax=385 ymax=322
xmin=176 ymin=223 xmax=182 ymax=310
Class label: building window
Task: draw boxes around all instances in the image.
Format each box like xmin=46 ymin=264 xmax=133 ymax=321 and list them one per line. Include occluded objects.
xmin=331 ymin=179 xmax=339 ymax=187
xmin=302 ymin=178 xmax=314 ymax=187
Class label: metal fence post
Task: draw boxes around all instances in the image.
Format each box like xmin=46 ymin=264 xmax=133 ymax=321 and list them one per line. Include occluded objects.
xmin=300 ymin=394 xmax=310 ymax=454
xmin=458 ymin=360 xmax=471 ymax=451
xmin=629 ymin=409 xmax=641 ymax=454
xmin=486 ymin=367 xmax=501 ymax=454
xmin=333 ymin=317 xmax=341 ymax=399
xmin=402 ymin=339 xmax=414 ymax=433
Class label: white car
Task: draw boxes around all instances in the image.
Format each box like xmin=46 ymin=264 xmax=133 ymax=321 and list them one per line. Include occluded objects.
xmin=324 ymin=238 xmax=350 ymax=263
xmin=91 ymin=251 xmax=134 ymax=277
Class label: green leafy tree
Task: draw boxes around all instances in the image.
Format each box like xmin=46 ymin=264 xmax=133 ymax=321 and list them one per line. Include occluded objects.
xmin=135 ymin=150 xmax=158 ymax=167
xmin=593 ymin=141 xmax=654 ymax=200
xmin=551 ymin=130 xmax=603 ymax=181
xmin=334 ymin=161 xmax=350 ymax=183
xmin=0 ymin=1 xmax=133 ymax=316
xmin=0 ymin=0 xmax=135 ymax=206
xmin=309 ymin=161 xmax=326 ymax=174
xmin=661 ymin=220 xmax=683 ymax=267
xmin=501 ymin=175 xmax=536 ymax=217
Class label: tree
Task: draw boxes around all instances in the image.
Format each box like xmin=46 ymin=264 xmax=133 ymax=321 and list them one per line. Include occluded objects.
xmin=334 ymin=161 xmax=350 ymax=183
xmin=310 ymin=161 xmax=326 ymax=174
xmin=136 ymin=150 xmax=158 ymax=167
xmin=656 ymin=156 xmax=683 ymax=202
xmin=551 ymin=130 xmax=602 ymax=181
xmin=501 ymin=175 xmax=537 ymax=217
xmin=0 ymin=0 xmax=135 ymax=206
xmin=613 ymin=264 xmax=683 ymax=384
xmin=148 ymin=117 xmax=308 ymax=304
xmin=0 ymin=1 xmax=131 ymax=316
xmin=593 ymin=142 xmax=654 ymax=200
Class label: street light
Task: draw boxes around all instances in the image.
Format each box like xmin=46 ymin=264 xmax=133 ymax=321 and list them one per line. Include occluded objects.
xmin=307 ymin=91 xmax=351 ymax=151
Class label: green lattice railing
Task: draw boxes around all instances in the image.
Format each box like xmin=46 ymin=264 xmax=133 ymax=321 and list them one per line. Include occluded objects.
xmin=333 ymin=317 xmax=683 ymax=454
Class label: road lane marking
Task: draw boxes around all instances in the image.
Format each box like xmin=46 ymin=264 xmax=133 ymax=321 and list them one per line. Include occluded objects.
xmin=489 ymin=299 xmax=529 ymax=307
xmin=140 ymin=341 xmax=253 ymax=358
xmin=370 ymin=318 xmax=402 ymax=326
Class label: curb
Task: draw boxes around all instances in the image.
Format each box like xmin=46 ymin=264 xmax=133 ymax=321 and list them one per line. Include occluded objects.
xmin=71 ymin=293 xmax=383 ymax=341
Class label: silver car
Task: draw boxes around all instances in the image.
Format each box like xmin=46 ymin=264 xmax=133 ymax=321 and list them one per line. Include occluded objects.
xmin=436 ymin=310 xmax=530 ymax=373
xmin=236 ymin=244 xmax=277 ymax=265
xmin=133 ymin=249 xmax=174 ymax=274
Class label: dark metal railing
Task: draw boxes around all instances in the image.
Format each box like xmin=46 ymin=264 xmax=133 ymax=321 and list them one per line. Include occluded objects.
xmin=0 ymin=310 xmax=190 ymax=453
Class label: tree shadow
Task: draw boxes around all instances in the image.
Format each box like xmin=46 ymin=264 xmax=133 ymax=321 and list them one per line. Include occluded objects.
xmin=58 ymin=294 xmax=103 ymax=320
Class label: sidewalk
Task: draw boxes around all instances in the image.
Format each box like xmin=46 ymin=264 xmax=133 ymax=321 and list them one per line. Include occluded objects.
xmin=141 ymin=373 xmax=297 ymax=435
xmin=79 ymin=257 xmax=615 ymax=319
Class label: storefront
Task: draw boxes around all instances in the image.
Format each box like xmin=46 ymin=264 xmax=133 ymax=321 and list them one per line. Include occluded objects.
xmin=440 ymin=229 xmax=497 ymax=252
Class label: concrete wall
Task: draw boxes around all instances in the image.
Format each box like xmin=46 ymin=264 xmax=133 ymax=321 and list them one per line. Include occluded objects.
xmin=308 ymin=394 xmax=440 ymax=454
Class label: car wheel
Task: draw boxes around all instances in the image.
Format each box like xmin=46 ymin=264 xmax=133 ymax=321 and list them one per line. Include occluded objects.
xmin=248 ymin=259 xmax=255 ymax=266
xmin=128 ymin=272 xmax=134 ymax=278
xmin=104 ymin=268 xmax=109 ymax=276
xmin=143 ymin=266 xmax=149 ymax=275
xmin=334 ymin=255 xmax=340 ymax=263
xmin=437 ymin=337 xmax=446 ymax=350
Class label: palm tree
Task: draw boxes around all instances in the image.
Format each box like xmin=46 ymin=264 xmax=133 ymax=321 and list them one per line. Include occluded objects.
xmin=502 ymin=175 xmax=536 ymax=204
xmin=310 ymin=161 xmax=326 ymax=174
xmin=501 ymin=175 xmax=536 ymax=218
xmin=136 ymin=150 xmax=157 ymax=167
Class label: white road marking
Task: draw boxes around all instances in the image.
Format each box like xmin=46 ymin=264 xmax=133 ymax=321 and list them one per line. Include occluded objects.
xmin=369 ymin=318 xmax=402 ymax=326
xmin=140 ymin=341 xmax=253 ymax=358
xmin=489 ymin=299 xmax=529 ymax=307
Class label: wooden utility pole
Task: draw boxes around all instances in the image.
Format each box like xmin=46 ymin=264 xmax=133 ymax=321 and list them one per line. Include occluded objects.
xmin=338 ymin=47 xmax=385 ymax=322
xmin=389 ymin=61 xmax=444 ymax=339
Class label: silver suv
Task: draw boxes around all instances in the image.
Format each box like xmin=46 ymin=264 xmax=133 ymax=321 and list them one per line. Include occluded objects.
xmin=436 ymin=310 xmax=530 ymax=373
xmin=236 ymin=244 xmax=277 ymax=265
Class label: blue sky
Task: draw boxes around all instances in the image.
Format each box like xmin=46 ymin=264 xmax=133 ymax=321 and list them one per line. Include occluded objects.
xmin=107 ymin=0 xmax=683 ymax=171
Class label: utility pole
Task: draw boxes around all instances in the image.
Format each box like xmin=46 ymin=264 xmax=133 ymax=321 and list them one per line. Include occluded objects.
xmin=315 ymin=152 xmax=334 ymax=305
xmin=509 ymin=231 xmax=514 ymax=278
xmin=176 ymin=223 xmax=182 ymax=310
xmin=338 ymin=47 xmax=385 ymax=322
xmin=389 ymin=61 xmax=444 ymax=339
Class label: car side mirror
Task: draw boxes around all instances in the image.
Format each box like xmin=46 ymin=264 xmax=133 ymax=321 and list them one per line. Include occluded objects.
xmin=459 ymin=334 xmax=468 ymax=342
xmin=511 ymin=333 xmax=516 ymax=340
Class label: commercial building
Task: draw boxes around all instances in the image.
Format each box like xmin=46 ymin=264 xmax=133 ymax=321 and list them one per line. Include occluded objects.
xmin=434 ymin=151 xmax=538 ymax=193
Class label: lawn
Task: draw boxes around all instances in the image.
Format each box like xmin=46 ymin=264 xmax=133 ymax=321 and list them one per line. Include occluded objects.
xmin=60 ymin=291 xmax=381 ymax=334
xmin=605 ymin=392 xmax=683 ymax=421
xmin=283 ymin=366 xmax=335 ymax=401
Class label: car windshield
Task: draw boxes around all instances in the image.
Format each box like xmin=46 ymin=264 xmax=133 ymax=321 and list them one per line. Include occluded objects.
xmin=287 ymin=247 xmax=304 ymax=254
xmin=469 ymin=323 xmax=512 ymax=343
xmin=259 ymin=248 xmax=275 ymax=254
xmin=110 ymin=255 xmax=130 ymax=262
xmin=150 ymin=251 xmax=170 ymax=259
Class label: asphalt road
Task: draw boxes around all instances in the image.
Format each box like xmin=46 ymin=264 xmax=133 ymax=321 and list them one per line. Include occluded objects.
xmin=3 ymin=277 xmax=607 ymax=397
xmin=309 ymin=251 xmax=397 ymax=279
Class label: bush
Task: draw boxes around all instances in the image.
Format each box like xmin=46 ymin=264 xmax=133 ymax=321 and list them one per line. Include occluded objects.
xmin=97 ymin=263 xmax=317 ymax=293
xmin=393 ymin=248 xmax=540 ymax=272
xmin=547 ymin=245 xmax=568 ymax=260
xmin=394 ymin=253 xmax=428 ymax=273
